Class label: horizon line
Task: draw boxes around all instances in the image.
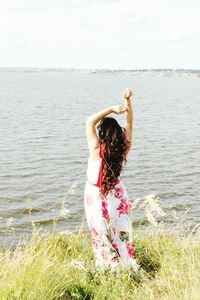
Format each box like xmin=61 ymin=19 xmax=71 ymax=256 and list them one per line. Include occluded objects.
xmin=0 ymin=67 xmax=200 ymax=71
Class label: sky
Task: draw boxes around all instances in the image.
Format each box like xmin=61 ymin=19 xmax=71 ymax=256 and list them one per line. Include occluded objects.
xmin=0 ymin=0 xmax=200 ymax=69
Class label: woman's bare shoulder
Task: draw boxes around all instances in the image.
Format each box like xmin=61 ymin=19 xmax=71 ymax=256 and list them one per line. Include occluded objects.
xmin=89 ymin=143 xmax=101 ymax=160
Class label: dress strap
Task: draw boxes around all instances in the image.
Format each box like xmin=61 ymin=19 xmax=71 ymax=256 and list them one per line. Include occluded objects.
xmin=99 ymin=143 xmax=105 ymax=158
xmin=95 ymin=143 xmax=104 ymax=188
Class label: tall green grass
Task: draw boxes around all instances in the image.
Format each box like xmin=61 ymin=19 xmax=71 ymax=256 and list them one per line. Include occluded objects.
xmin=0 ymin=224 xmax=200 ymax=300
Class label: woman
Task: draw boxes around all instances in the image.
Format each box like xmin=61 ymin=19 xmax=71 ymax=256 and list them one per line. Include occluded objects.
xmin=84 ymin=88 xmax=138 ymax=272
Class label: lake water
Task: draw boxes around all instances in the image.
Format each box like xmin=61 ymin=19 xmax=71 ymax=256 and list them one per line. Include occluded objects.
xmin=0 ymin=70 xmax=200 ymax=244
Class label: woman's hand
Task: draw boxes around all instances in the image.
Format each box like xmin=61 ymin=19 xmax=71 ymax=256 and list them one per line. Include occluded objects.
xmin=112 ymin=105 xmax=127 ymax=114
xmin=123 ymin=88 xmax=133 ymax=101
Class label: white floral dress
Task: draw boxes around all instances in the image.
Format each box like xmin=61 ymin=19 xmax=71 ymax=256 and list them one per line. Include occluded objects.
xmin=84 ymin=147 xmax=138 ymax=272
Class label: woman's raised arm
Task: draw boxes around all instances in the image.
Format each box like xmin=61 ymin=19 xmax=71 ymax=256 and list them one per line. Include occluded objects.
xmin=123 ymin=88 xmax=133 ymax=155
xmin=86 ymin=105 xmax=126 ymax=154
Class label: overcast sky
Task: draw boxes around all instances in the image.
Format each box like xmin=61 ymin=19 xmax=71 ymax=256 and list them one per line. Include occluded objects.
xmin=0 ymin=0 xmax=200 ymax=69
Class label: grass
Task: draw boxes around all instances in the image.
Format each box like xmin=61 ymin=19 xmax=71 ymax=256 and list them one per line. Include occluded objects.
xmin=0 ymin=225 xmax=200 ymax=300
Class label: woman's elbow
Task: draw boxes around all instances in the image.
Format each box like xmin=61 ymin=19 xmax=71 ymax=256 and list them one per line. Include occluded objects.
xmin=86 ymin=116 xmax=95 ymax=128
xmin=86 ymin=116 xmax=91 ymax=127
xmin=126 ymin=140 xmax=132 ymax=150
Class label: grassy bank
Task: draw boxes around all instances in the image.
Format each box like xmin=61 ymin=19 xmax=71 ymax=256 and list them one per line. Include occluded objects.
xmin=0 ymin=226 xmax=200 ymax=300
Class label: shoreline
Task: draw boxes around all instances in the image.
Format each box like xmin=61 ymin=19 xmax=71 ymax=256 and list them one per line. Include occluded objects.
xmin=0 ymin=67 xmax=200 ymax=78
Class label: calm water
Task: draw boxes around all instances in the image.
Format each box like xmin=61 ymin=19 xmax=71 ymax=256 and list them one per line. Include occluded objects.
xmin=0 ymin=70 xmax=200 ymax=244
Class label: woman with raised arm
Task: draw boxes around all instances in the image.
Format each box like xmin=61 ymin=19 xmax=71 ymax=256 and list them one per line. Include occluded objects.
xmin=84 ymin=88 xmax=138 ymax=272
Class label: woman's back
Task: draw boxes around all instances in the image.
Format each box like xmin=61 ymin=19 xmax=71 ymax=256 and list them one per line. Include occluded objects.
xmin=87 ymin=157 xmax=101 ymax=186
xmin=87 ymin=143 xmax=105 ymax=189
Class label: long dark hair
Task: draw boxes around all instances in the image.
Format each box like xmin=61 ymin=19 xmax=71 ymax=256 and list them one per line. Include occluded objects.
xmin=97 ymin=117 xmax=128 ymax=198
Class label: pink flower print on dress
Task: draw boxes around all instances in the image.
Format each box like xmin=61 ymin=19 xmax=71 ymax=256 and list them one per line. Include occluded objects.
xmin=91 ymin=227 xmax=98 ymax=236
xmin=114 ymin=187 xmax=124 ymax=199
xmin=85 ymin=194 xmax=93 ymax=205
xmin=112 ymin=226 xmax=116 ymax=236
xmin=126 ymin=241 xmax=135 ymax=258
xmin=101 ymin=249 xmax=109 ymax=261
xmin=92 ymin=237 xmax=99 ymax=249
xmin=115 ymin=178 xmax=121 ymax=185
xmin=102 ymin=200 xmax=109 ymax=219
xmin=111 ymin=242 xmax=120 ymax=257
xmin=116 ymin=197 xmax=131 ymax=215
